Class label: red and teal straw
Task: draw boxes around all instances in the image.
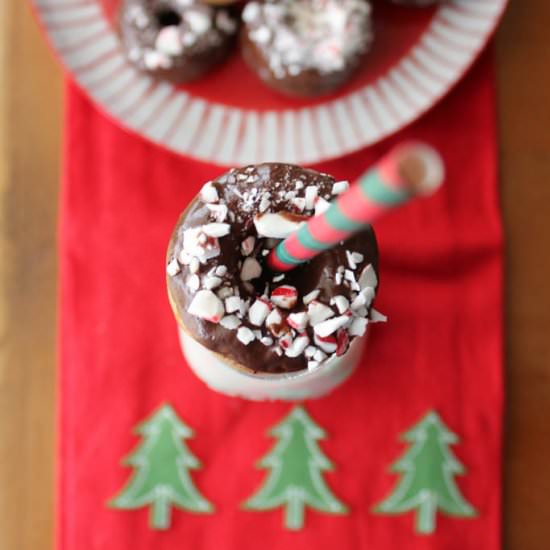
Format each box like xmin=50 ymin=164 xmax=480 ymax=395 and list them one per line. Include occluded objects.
xmin=268 ymin=142 xmax=444 ymax=272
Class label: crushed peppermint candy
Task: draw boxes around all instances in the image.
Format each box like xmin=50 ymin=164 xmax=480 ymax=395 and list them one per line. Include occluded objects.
xmin=225 ymin=295 xmax=241 ymax=314
xmin=314 ymin=333 xmax=338 ymax=354
xmin=201 ymin=182 xmax=219 ymax=203
xmin=220 ymin=315 xmax=242 ymax=330
xmin=307 ymin=301 xmax=335 ymax=325
xmin=206 ymin=203 xmax=228 ymax=222
xmin=188 ymin=290 xmax=224 ymax=323
xmin=237 ymin=326 xmax=256 ymax=345
xmin=304 ymin=186 xmax=318 ymax=210
xmin=248 ymin=298 xmax=272 ymax=326
xmin=166 ymin=258 xmax=180 ymax=277
xmin=202 ymin=223 xmax=230 ymax=238
xmin=285 ymin=335 xmax=310 ymax=358
xmin=331 ymin=295 xmax=350 ymax=314
xmin=314 ymin=196 xmax=331 ymax=215
xmin=314 ymin=314 xmax=351 ymax=337
xmin=254 ymin=212 xmax=305 ymax=238
xmin=303 ymin=289 xmax=320 ymax=305
xmin=332 ymin=181 xmax=350 ymax=195
xmin=370 ymin=309 xmax=388 ymax=323
xmin=287 ymin=312 xmax=309 ymax=331
xmin=271 ymin=286 xmax=298 ymax=309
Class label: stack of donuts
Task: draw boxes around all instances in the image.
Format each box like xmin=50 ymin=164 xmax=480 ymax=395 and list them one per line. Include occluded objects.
xmin=118 ymin=0 xmax=440 ymax=98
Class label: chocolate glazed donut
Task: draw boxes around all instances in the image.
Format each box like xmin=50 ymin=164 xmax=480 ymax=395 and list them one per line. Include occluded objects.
xmin=166 ymin=164 xmax=380 ymax=374
xmin=240 ymin=0 xmax=374 ymax=98
xmin=118 ymin=0 xmax=239 ymax=83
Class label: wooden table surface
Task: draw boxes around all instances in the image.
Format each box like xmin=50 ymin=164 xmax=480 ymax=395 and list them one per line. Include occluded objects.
xmin=1 ymin=1 xmax=549 ymax=549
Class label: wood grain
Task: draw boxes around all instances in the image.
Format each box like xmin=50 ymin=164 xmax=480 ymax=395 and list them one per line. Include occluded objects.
xmin=496 ymin=1 xmax=550 ymax=549
xmin=0 ymin=2 xmax=549 ymax=550
xmin=0 ymin=2 xmax=62 ymax=550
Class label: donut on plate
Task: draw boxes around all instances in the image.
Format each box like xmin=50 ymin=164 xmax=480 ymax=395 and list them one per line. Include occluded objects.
xmin=118 ymin=0 xmax=239 ymax=83
xmin=240 ymin=0 xmax=374 ymax=98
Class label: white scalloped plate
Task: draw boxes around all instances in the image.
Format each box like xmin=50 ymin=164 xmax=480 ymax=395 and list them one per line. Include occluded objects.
xmin=33 ymin=0 xmax=507 ymax=165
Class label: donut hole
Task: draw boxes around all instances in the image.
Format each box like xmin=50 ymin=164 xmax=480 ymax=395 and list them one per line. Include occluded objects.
xmin=155 ymin=8 xmax=182 ymax=28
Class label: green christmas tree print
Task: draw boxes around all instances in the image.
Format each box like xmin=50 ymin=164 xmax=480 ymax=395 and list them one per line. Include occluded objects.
xmin=243 ymin=405 xmax=348 ymax=530
xmin=110 ymin=403 xmax=213 ymax=530
xmin=375 ymin=410 xmax=477 ymax=535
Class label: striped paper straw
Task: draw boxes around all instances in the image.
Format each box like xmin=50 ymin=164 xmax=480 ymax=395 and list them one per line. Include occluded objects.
xmin=268 ymin=142 xmax=444 ymax=272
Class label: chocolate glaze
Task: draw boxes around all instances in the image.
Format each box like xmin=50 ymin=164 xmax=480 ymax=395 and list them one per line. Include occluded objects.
xmin=118 ymin=0 xmax=239 ymax=83
xmin=167 ymin=164 xmax=379 ymax=374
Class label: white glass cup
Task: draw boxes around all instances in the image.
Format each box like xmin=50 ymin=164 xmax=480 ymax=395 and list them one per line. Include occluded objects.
xmin=178 ymin=326 xmax=368 ymax=401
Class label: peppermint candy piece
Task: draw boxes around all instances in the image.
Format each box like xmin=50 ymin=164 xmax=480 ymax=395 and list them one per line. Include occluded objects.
xmin=254 ymin=212 xmax=305 ymax=239
xmin=185 ymin=8 xmax=212 ymax=34
xmin=287 ymin=312 xmax=309 ymax=331
xmin=217 ymin=286 xmax=233 ymax=299
xmin=359 ymin=264 xmax=378 ymax=290
xmin=331 ymin=295 xmax=349 ymax=314
xmin=314 ymin=315 xmax=351 ymax=337
xmin=314 ymin=197 xmax=331 ymax=215
xmin=189 ymin=257 xmax=200 ymax=274
xmin=307 ymin=300 xmax=334 ymax=325
xmin=314 ymin=333 xmax=338 ymax=354
xmin=346 ymin=250 xmax=364 ymax=270
xmin=303 ymin=289 xmax=320 ymax=305
xmin=335 ymin=329 xmax=349 ymax=357
xmin=186 ymin=274 xmax=200 ymax=292
xmin=155 ymin=26 xmax=183 ymax=56
xmin=183 ymin=227 xmax=220 ymax=260
xmin=225 ymin=295 xmax=242 ymax=314
xmin=215 ymin=265 xmax=228 ymax=277
xmin=237 ymin=326 xmax=256 ymax=345
xmin=304 ymin=186 xmax=318 ymax=210
xmin=200 ymin=182 xmax=219 ymax=203
xmin=313 ymin=348 xmax=327 ymax=362
xmin=206 ymin=203 xmax=228 ymax=222
xmin=220 ymin=315 xmax=242 ymax=330
xmin=188 ymin=290 xmax=225 ymax=323
xmin=285 ymin=335 xmax=310 ymax=358
xmin=248 ymin=298 xmax=272 ymax=326
xmin=202 ymin=223 xmax=230 ymax=238
xmin=144 ymin=49 xmax=171 ymax=70
xmin=203 ymin=275 xmax=223 ymax=290
xmin=370 ymin=309 xmax=388 ymax=323
xmin=305 ymin=346 xmax=317 ymax=359
xmin=166 ymin=258 xmax=180 ymax=277
xmin=278 ymin=333 xmax=294 ymax=351
xmin=351 ymin=287 xmax=375 ymax=310
xmin=271 ymin=285 xmax=298 ymax=309
xmin=155 ymin=25 xmax=183 ymax=56
xmin=332 ymin=181 xmax=349 ymax=195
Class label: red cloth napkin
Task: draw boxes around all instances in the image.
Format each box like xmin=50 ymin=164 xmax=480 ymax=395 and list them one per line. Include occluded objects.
xmin=58 ymin=51 xmax=502 ymax=549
